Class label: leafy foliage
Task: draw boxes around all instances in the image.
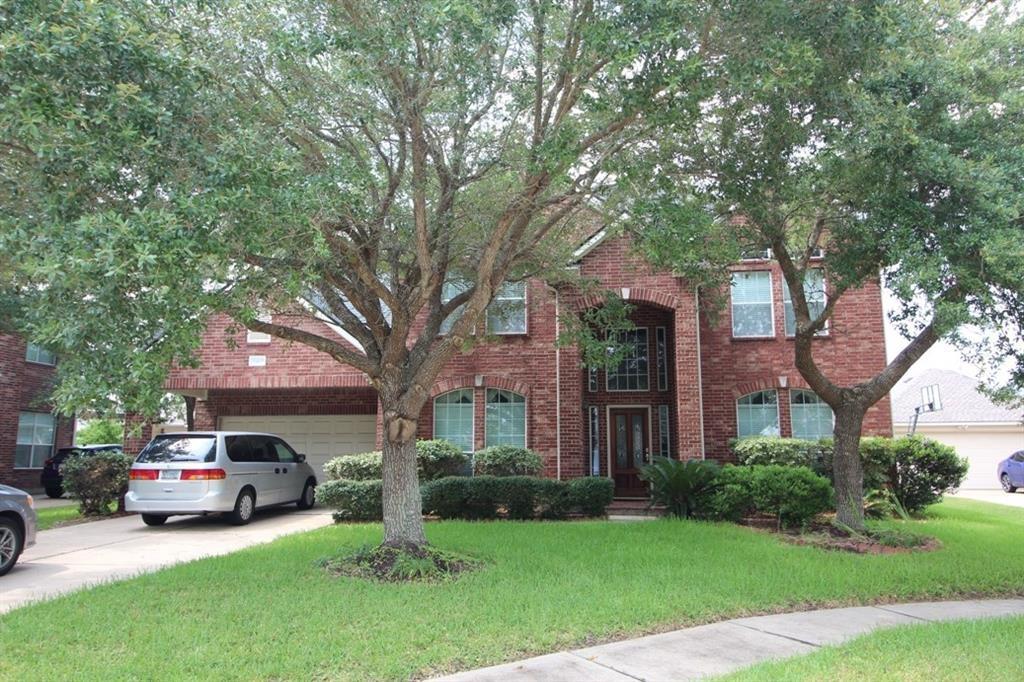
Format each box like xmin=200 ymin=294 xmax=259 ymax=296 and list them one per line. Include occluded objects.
xmin=639 ymin=457 xmax=721 ymax=518
xmin=75 ymin=419 xmax=124 ymax=447
xmin=316 ymin=480 xmax=383 ymax=522
xmin=704 ymin=465 xmax=833 ymax=529
xmin=420 ymin=475 xmax=613 ymax=521
xmin=323 ymin=441 xmax=468 ymax=482
xmin=60 ymin=451 xmax=132 ymax=516
xmin=886 ymin=437 xmax=968 ymax=514
xmin=324 ymin=452 xmax=382 ymax=482
xmin=472 ymin=446 xmax=543 ymax=477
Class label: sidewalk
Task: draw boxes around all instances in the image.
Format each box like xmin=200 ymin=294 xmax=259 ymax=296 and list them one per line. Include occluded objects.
xmin=432 ymin=598 xmax=1024 ymax=681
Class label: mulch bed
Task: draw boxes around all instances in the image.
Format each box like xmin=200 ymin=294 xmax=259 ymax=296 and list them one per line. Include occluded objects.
xmin=738 ymin=515 xmax=941 ymax=555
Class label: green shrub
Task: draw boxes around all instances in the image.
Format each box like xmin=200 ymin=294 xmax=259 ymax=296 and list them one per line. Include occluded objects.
xmin=472 ymin=445 xmax=543 ymax=477
xmin=323 ymin=441 xmax=469 ymax=482
xmin=703 ymin=465 xmax=755 ymax=522
xmin=856 ymin=437 xmax=896 ymax=492
xmin=491 ymin=476 xmax=541 ymax=520
xmin=421 ymin=477 xmax=470 ymax=520
xmin=316 ymin=479 xmax=383 ymax=521
xmin=533 ymin=479 xmax=573 ymax=519
xmin=62 ymin=451 xmax=132 ymax=516
xmin=639 ymin=457 xmax=722 ymax=518
xmin=748 ymin=465 xmax=833 ymax=529
xmin=731 ymin=437 xmax=830 ymax=471
xmin=887 ymin=436 xmax=968 ymax=513
xmin=415 ymin=439 xmax=469 ymax=480
xmin=566 ymin=477 xmax=614 ymax=517
xmin=324 ymin=451 xmax=382 ymax=481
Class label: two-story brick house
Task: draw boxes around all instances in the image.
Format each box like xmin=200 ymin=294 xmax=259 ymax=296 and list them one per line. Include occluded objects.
xmin=149 ymin=232 xmax=892 ymax=498
xmin=0 ymin=334 xmax=75 ymax=491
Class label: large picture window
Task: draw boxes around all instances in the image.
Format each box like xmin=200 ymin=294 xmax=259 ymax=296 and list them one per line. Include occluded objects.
xmin=433 ymin=389 xmax=474 ymax=452
xmin=486 ymin=281 xmax=527 ymax=334
xmin=790 ymin=390 xmax=834 ymax=440
xmin=736 ymin=390 xmax=780 ymax=438
xmin=783 ymin=269 xmax=827 ymax=336
xmin=16 ymin=412 xmax=55 ymax=468
xmin=606 ymin=329 xmax=649 ymax=391
xmin=439 ymin=280 xmax=470 ymax=334
xmin=731 ymin=272 xmax=774 ymax=337
xmin=25 ymin=343 xmax=56 ymax=365
xmin=485 ymin=389 xmax=526 ymax=448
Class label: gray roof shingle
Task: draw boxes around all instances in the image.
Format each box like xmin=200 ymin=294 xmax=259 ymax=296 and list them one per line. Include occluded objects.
xmin=892 ymin=369 xmax=1023 ymax=425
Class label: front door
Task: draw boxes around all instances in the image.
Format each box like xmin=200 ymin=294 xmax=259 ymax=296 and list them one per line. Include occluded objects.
xmin=610 ymin=408 xmax=650 ymax=497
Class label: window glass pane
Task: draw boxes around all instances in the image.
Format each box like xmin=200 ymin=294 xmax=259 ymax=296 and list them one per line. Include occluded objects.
xmin=16 ymin=412 xmax=55 ymax=468
xmin=486 ymin=281 xmax=527 ymax=334
xmin=271 ymin=438 xmax=296 ymax=462
xmin=790 ymin=390 xmax=834 ymax=439
xmin=656 ymin=327 xmax=668 ymax=391
xmin=632 ymin=415 xmax=645 ymax=468
xmin=658 ymin=405 xmax=670 ymax=457
xmin=615 ymin=415 xmax=628 ymax=468
xmin=440 ymin=280 xmax=470 ymax=334
xmin=783 ymin=270 xmax=827 ymax=336
xmin=485 ymin=389 xmax=526 ymax=448
xmin=736 ymin=390 xmax=780 ymax=437
xmin=731 ymin=272 xmax=773 ymax=337
xmin=434 ymin=389 xmax=474 ymax=452
xmin=588 ymin=406 xmax=600 ymax=475
xmin=140 ymin=435 xmax=218 ymax=463
xmin=588 ymin=367 xmax=598 ymax=392
xmin=25 ymin=343 xmax=56 ymax=365
xmin=14 ymin=444 xmax=33 ymax=468
xmin=607 ymin=329 xmax=649 ymax=391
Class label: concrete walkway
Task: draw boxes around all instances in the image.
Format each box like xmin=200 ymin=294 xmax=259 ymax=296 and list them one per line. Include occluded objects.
xmin=32 ymin=496 xmax=77 ymax=509
xmin=2 ymin=507 xmax=333 ymax=614
xmin=433 ymin=598 xmax=1024 ymax=681
xmin=953 ymin=489 xmax=1024 ymax=509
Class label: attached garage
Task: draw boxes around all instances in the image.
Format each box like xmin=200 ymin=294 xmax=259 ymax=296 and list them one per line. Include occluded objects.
xmin=219 ymin=415 xmax=377 ymax=480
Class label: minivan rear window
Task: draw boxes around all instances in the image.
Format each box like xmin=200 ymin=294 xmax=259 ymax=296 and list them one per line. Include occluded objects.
xmin=136 ymin=436 xmax=216 ymax=463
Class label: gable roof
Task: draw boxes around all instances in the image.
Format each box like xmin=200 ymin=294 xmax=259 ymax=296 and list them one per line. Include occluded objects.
xmin=892 ymin=369 xmax=1023 ymax=425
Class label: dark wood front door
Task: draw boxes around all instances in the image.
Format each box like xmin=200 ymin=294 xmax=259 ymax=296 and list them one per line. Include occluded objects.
xmin=610 ymin=408 xmax=650 ymax=497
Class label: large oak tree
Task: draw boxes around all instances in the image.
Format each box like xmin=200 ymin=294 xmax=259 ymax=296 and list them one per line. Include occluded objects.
xmin=0 ymin=0 xmax=708 ymax=548
xmin=631 ymin=0 xmax=1024 ymax=529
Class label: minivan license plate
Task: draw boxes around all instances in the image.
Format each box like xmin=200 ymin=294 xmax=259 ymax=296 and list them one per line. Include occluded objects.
xmin=159 ymin=470 xmax=181 ymax=481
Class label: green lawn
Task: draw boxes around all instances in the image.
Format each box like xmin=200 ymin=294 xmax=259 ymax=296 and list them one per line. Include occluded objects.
xmin=724 ymin=615 xmax=1024 ymax=681
xmin=34 ymin=504 xmax=82 ymax=530
xmin=1 ymin=499 xmax=1022 ymax=681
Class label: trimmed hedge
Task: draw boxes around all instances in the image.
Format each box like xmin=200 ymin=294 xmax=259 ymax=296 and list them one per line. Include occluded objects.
xmin=316 ymin=479 xmax=383 ymax=521
xmin=886 ymin=436 xmax=967 ymax=513
xmin=62 ymin=451 xmax=132 ymax=516
xmin=704 ymin=465 xmax=833 ymax=528
xmin=421 ymin=475 xmax=613 ymax=520
xmin=322 ymin=440 xmax=468 ymax=482
xmin=472 ymin=445 xmax=543 ymax=477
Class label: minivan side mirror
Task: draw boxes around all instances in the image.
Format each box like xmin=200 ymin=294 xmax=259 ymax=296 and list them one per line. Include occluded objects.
xmin=295 ymin=454 xmax=306 ymax=463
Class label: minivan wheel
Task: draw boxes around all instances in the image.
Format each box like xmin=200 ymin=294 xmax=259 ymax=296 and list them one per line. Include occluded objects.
xmin=229 ymin=489 xmax=256 ymax=525
xmin=297 ymin=480 xmax=316 ymax=510
xmin=141 ymin=514 xmax=168 ymax=527
xmin=1001 ymin=474 xmax=1017 ymax=493
xmin=0 ymin=518 xmax=24 ymax=577
xmin=44 ymin=487 xmax=63 ymax=499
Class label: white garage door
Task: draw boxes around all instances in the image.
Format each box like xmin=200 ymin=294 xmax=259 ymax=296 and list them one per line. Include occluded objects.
xmin=219 ymin=415 xmax=377 ymax=481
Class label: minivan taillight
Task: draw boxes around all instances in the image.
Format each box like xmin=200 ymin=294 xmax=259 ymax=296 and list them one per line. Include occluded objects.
xmin=180 ymin=469 xmax=227 ymax=480
xmin=129 ymin=469 xmax=159 ymax=480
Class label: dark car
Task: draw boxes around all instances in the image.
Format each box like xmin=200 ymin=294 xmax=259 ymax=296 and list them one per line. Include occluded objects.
xmin=0 ymin=484 xmax=37 ymax=576
xmin=997 ymin=450 xmax=1024 ymax=493
xmin=40 ymin=444 xmax=123 ymax=498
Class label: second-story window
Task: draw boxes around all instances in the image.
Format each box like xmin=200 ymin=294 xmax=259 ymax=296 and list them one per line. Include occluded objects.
xmin=25 ymin=343 xmax=56 ymax=366
xmin=607 ymin=329 xmax=649 ymax=391
xmin=440 ymin=280 xmax=470 ymax=335
xmin=486 ymin=281 xmax=527 ymax=334
xmin=731 ymin=272 xmax=774 ymax=338
xmin=783 ymin=270 xmax=827 ymax=337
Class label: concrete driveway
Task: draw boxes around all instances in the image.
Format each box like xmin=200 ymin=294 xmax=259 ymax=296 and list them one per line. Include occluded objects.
xmin=1 ymin=508 xmax=333 ymax=614
xmin=953 ymin=489 xmax=1024 ymax=509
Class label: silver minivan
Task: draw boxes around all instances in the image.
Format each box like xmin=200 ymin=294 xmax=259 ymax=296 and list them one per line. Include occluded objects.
xmin=126 ymin=432 xmax=318 ymax=526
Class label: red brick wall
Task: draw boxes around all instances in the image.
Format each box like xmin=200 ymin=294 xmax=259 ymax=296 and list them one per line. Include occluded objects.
xmin=699 ymin=260 xmax=893 ymax=462
xmin=0 ymin=334 xmax=75 ymax=491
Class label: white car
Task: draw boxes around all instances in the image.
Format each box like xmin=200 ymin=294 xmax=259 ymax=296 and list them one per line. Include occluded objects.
xmin=126 ymin=432 xmax=318 ymax=526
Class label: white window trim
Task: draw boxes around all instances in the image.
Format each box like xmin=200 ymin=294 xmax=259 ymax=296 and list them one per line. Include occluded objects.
xmin=484 ymin=388 xmax=528 ymax=449
xmin=433 ymin=389 xmax=475 ymax=453
xmin=246 ymin=313 xmax=273 ymax=345
xmin=783 ymin=270 xmax=829 ymax=338
xmin=485 ymin=281 xmax=529 ymax=336
xmin=25 ymin=343 xmax=56 ymax=366
xmin=15 ymin=411 xmax=56 ymax=469
xmin=731 ymin=271 xmax=776 ymax=339
xmin=735 ymin=390 xmax=781 ymax=439
xmin=606 ymin=328 xmax=650 ymax=392
xmin=740 ymin=247 xmax=773 ymax=261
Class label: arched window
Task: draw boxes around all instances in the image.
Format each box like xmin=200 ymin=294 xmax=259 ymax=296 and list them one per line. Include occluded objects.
xmin=433 ymin=389 xmax=474 ymax=452
xmin=736 ymin=390 xmax=780 ymax=438
xmin=790 ymin=390 xmax=834 ymax=440
xmin=485 ymin=389 xmax=526 ymax=448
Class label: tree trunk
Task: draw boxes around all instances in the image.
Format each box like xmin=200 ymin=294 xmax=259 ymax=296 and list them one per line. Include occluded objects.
xmin=380 ymin=414 xmax=427 ymax=549
xmin=832 ymin=406 xmax=866 ymax=531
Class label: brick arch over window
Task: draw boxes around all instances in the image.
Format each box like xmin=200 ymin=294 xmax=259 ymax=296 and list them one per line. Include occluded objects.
xmin=732 ymin=375 xmax=815 ymax=398
xmin=430 ymin=375 xmax=531 ymax=398
xmin=577 ymin=287 xmax=680 ymax=312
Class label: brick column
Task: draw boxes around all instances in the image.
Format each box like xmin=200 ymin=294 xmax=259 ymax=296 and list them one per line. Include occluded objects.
xmin=673 ymin=290 xmax=704 ymax=460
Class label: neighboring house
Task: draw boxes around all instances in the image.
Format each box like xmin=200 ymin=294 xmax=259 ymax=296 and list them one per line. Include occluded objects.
xmin=892 ymin=369 xmax=1024 ymax=490
xmin=133 ymin=232 xmax=892 ymax=498
xmin=0 ymin=334 xmax=75 ymax=491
